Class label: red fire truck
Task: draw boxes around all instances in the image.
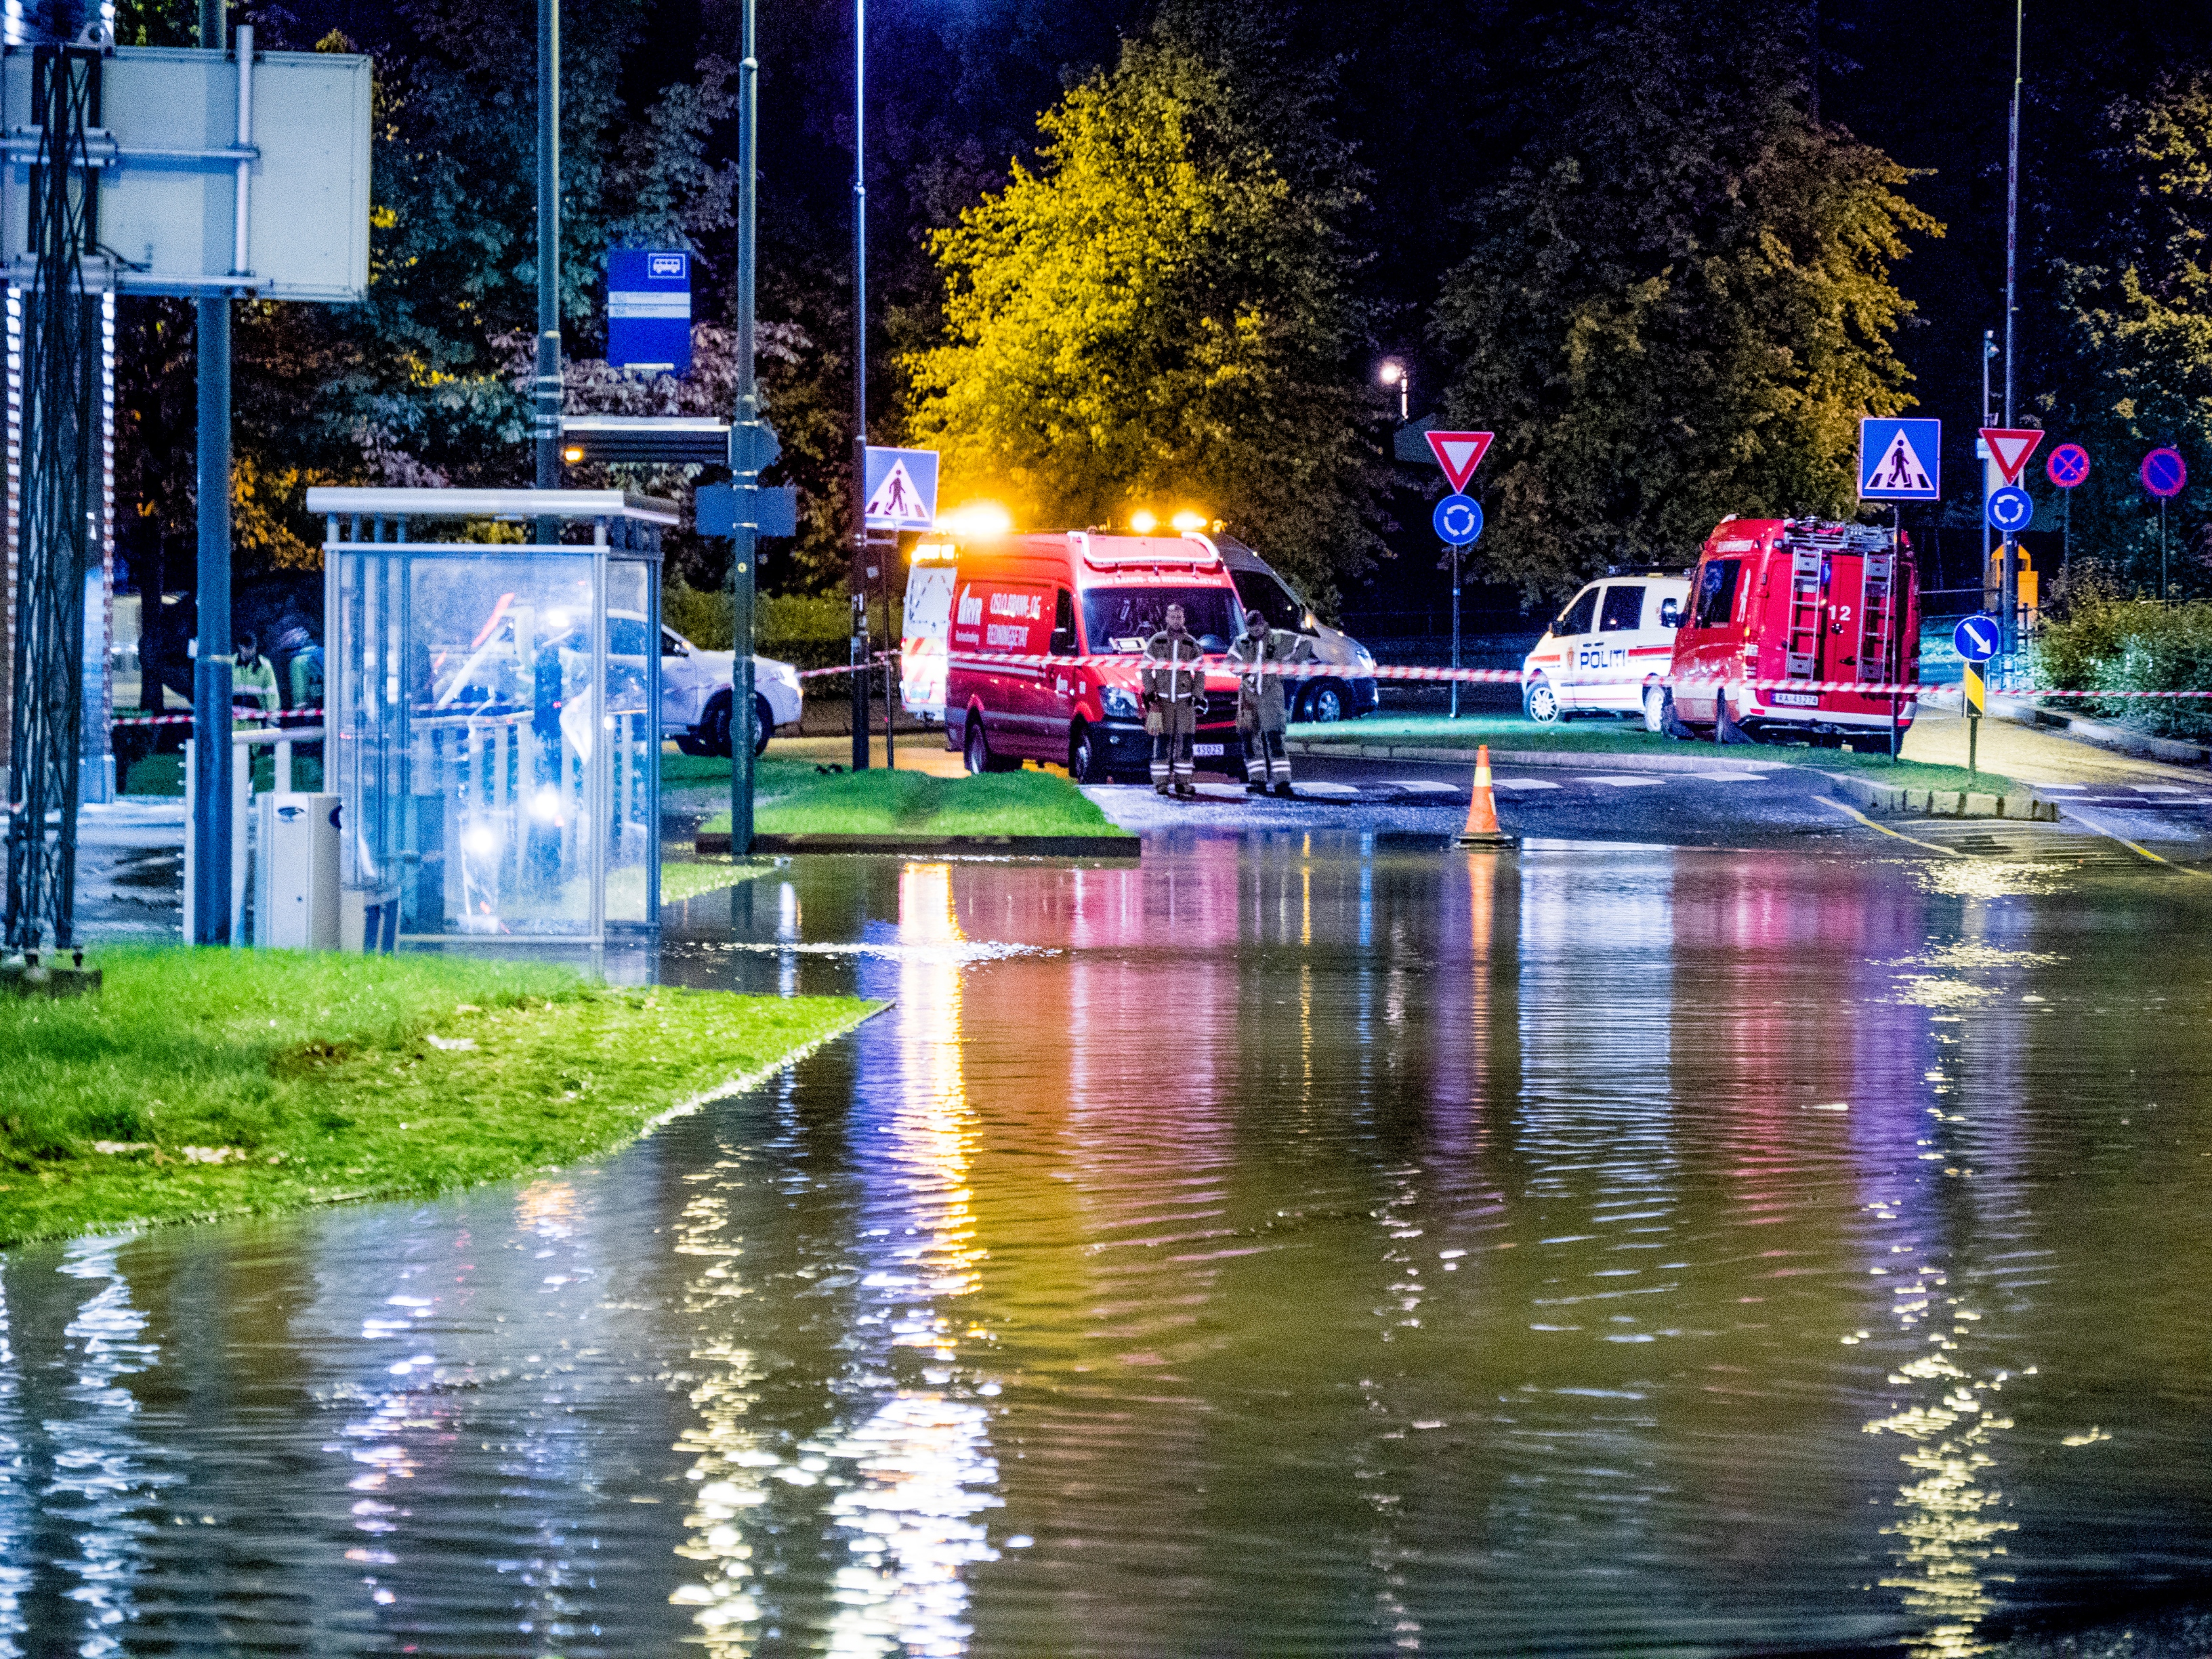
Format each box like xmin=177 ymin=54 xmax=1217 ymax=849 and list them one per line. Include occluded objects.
xmin=1666 ymin=518 xmax=1920 ymax=742
xmin=939 ymin=530 xmax=1247 ymax=782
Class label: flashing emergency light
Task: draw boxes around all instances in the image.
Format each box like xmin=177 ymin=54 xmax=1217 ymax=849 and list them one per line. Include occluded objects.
xmin=561 ymin=444 xmax=585 ymax=464
xmin=1130 ymin=509 xmax=1158 ymax=534
xmin=934 ymin=501 xmax=1011 ymax=539
xmin=911 ymin=536 xmax=958 ymax=564
xmin=1170 ymin=510 xmax=1207 ymax=533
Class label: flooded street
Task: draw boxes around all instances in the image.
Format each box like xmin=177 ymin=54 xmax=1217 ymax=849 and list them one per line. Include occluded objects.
xmin=6 ymin=831 xmax=2212 ymax=1655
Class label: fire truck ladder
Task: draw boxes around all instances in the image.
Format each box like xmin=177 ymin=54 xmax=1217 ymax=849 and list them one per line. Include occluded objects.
xmin=1784 ymin=545 xmax=1824 ymax=678
xmin=1858 ymin=546 xmax=1897 ymax=684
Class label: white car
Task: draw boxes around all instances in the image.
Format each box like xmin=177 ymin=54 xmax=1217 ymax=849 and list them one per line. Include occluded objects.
xmin=429 ymin=606 xmax=800 ymax=755
xmin=1520 ymin=572 xmax=1690 ymax=730
xmin=652 ymin=618 xmax=801 ymax=757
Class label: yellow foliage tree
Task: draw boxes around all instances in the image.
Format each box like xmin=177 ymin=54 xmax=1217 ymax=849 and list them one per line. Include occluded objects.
xmin=902 ymin=20 xmax=1385 ymax=607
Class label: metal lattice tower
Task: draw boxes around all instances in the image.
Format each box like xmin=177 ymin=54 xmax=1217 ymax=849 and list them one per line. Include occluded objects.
xmin=3 ymin=43 xmax=100 ymax=950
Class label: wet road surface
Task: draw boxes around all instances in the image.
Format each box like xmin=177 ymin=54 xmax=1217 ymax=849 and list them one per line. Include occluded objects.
xmin=8 ymin=834 xmax=2212 ymax=1654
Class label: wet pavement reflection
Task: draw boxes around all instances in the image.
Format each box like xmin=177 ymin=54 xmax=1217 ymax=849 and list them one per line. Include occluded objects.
xmin=5 ymin=831 xmax=2212 ymax=1655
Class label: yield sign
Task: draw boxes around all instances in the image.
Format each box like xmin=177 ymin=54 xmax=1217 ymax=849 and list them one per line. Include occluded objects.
xmin=1980 ymin=427 xmax=2045 ymax=486
xmin=1424 ymin=429 xmax=1493 ymax=492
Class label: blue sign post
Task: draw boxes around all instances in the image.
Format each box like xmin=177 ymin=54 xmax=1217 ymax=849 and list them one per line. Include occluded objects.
xmin=1431 ymin=494 xmax=1484 ymax=720
xmin=608 ymin=249 xmax=693 ymax=375
xmin=1433 ymin=495 xmax=1482 ymax=545
xmin=1859 ymin=418 xmax=1942 ymax=501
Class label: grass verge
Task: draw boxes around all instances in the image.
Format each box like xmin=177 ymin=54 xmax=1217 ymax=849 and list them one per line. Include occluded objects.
xmin=1300 ymin=715 xmax=2020 ymax=793
xmin=0 ymin=946 xmax=881 ymax=1246
xmin=701 ymin=759 xmax=1128 ymax=839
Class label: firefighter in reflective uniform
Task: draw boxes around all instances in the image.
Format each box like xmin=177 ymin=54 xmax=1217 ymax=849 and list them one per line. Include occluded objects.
xmin=1227 ymin=608 xmax=1307 ymax=795
xmin=1142 ymin=602 xmax=1206 ymax=797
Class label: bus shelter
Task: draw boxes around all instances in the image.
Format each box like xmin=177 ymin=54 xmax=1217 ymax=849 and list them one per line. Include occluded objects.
xmin=306 ymin=489 xmax=673 ymax=950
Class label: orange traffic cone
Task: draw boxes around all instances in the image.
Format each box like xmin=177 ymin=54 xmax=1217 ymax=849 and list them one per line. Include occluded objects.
xmin=1457 ymin=744 xmax=1516 ymax=848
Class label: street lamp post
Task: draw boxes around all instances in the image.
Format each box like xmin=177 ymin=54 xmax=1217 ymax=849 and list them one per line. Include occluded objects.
xmin=1379 ymin=360 xmax=1408 ymax=423
xmin=533 ymin=0 xmax=560 ymax=546
xmin=848 ymin=0 xmax=871 ymax=771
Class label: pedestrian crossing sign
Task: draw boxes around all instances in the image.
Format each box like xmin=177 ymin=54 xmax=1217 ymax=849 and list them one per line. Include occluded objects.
xmin=862 ymin=446 xmax=940 ymax=530
xmin=1859 ymin=418 xmax=1942 ymax=501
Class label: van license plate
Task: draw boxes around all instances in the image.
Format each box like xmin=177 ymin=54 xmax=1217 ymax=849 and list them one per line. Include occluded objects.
xmin=1771 ymin=691 xmax=1820 ymax=707
xmin=1193 ymin=743 xmax=1225 ymax=757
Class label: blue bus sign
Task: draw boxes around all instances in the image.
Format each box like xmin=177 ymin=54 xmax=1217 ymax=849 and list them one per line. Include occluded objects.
xmin=608 ymin=249 xmax=692 ymax=375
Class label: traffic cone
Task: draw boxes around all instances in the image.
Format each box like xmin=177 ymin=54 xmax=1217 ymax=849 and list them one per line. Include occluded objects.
xmin=1457 ymin=744 xmax=1516 ymax=849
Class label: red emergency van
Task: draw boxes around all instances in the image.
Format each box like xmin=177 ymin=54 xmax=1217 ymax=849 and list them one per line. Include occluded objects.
xmin=1667 ymin=518 xmax=1921 ymax=742
xmin=940 ymin=530 xmax=1246 ymax=782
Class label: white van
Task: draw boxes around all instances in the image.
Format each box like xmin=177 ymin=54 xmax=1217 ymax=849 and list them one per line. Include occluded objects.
xmin=1520 ymin=571 xmax=1691 ymax=729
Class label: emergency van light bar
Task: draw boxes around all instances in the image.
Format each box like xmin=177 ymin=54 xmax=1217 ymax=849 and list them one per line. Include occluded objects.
xmin=1076 ymin=532 xmax=1222 ymax=570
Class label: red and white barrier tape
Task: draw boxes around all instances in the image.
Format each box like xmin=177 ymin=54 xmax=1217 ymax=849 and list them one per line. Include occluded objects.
xmin=103 ymin=650 xmax=2212 ymax=736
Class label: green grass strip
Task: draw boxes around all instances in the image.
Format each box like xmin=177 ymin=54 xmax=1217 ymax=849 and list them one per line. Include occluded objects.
xmin=0 ymin=946 xmax=881 ymax=1246
xmin=701 ymin=760 xmax=1127 ymax=839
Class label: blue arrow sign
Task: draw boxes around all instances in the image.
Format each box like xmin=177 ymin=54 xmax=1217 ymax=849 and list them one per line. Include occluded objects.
xmin=1434 ymin=495 xmax=1482 ymax=545
xmin=1986 ymin=484 xmax=2034 ymax=534
xmin=1952 ymin=615 xmax=2000 ymax=664
xmin=1860 ymin=417 xmax=1942 ymax=501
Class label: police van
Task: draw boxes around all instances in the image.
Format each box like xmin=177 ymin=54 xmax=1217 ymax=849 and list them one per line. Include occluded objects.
xmin=1520 ymin=570 xmax=1692 ymax=729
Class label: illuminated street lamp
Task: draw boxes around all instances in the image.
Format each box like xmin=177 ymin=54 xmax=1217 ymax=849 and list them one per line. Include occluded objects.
xmin=1379 ymin=360 xmax=1408 ymax=422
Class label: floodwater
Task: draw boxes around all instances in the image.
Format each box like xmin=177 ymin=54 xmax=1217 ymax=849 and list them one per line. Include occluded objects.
xmin=5 ymin=831 xmax=2212 ymax=1656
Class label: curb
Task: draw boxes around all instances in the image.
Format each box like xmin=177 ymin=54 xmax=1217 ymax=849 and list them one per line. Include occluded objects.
xmin=1823 ymin=772 xmax=2057 ymax=822
xmin=1990 ymin=698 xmax=2212 ymax=768
xmin=1285 ymin=740 xmax=1786 ymax=775
xmin=697 ymin=831 xmax=1139 ymax=858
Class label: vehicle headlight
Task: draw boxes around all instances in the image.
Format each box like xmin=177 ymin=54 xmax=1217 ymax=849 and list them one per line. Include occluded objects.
xmin=1100 ymin=685 xmax=1140 ymax=719
xmin=1354 ymin=646 xmax=1375 ymax=669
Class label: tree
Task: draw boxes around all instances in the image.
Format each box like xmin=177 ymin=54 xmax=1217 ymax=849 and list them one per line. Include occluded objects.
xmin=1432 ymin=0 xmax=1938 ymax=602
xmin=901 ymin=7 xmax=1387 ymax=608
xmin=2046 ymin=73 xmax=2212 ymax=595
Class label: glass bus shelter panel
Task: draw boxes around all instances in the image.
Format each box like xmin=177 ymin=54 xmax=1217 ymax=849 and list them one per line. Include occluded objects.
xmin=604 ymin=560 xmax=659 ymax=928
xmin=333 ymin=545 xmax=408 ymax=911
xmin=398 ymin=549 xmax=602 ymax=938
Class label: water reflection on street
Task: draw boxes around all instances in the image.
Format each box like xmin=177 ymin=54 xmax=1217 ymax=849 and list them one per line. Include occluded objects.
xmin=3 ymin=832 xmax=2212 ymax=1654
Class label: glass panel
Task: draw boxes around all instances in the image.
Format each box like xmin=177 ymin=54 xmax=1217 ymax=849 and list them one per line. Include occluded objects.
xmin=605 ymin=561 xmax=654 ymax=926
xmin=1600 ymin=585 xmax=1645 ymax=632
xmin=1081 ymin=586 xmax=1238 ymax=653
xmin=1554 ymin=587 xmax=1599 ymax=637
xmin=391 ymin=548 xmax=597 ymax=938
xmin=1692 ymin=559 xmax=1742 ymax=629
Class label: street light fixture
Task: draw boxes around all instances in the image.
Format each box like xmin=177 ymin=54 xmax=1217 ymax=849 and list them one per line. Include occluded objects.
xmin=1379 ymin=360 xmax=1408 ymax=423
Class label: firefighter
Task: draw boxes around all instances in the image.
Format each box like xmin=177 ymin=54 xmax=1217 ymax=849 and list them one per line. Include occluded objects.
xmin=1142 ymin=602 xmax=1206 ymax=797
xmin=1226 ymin=607 xmax=1307 ymax=795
